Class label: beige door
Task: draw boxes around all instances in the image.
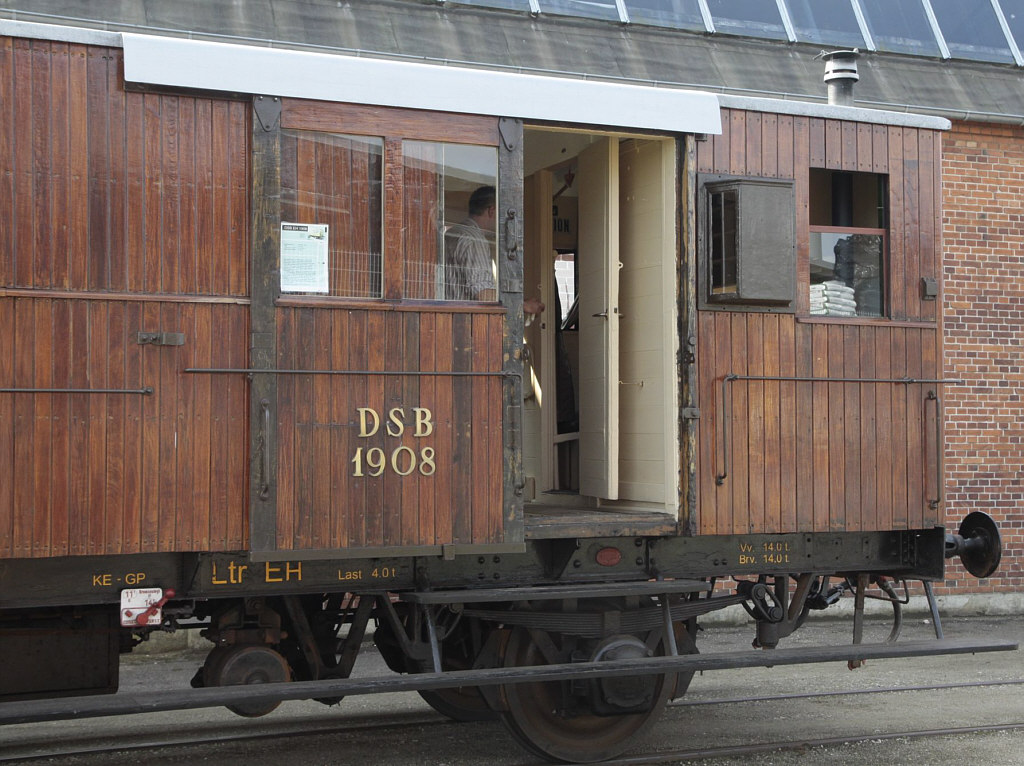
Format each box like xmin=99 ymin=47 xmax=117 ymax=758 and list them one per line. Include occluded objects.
xmin=577 ymin=137 xmax=620 ymax=499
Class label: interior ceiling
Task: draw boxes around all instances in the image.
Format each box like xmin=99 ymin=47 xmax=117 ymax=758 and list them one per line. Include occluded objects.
xmin=2 ymin=0 xmax=1023 ymax=122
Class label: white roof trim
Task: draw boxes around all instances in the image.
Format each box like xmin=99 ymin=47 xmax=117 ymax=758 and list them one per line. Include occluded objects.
xmin=121 ymin=33 xmax=723 ymax=136
xmin=0 ymin=18 xmax=121 ymax=47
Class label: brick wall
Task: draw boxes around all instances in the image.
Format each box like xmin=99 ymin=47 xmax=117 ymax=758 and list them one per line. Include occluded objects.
xmin=942 ymin=121 xmax=1024 ymax=594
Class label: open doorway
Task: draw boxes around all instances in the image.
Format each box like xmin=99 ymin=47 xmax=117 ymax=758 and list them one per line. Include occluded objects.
xmin=522 ymin=127 xmax=680 ymax=523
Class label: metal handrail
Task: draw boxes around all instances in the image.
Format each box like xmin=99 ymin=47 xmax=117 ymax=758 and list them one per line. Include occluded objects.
xmin=0 ymin=386 xmax=153 ymax=395
xmin=715 ymin=374 xmax=964 ymax=486
xmin=185 ymin=368 xmax=515 ymax=378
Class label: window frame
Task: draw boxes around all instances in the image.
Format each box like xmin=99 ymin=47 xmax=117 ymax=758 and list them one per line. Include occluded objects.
xmin=277 ymin=99 xmax=502 ymax=308
xmin=808 ymin=224 xmax=889 ymax=318
xmin=697 ymin=173 xmax=797 ymax=313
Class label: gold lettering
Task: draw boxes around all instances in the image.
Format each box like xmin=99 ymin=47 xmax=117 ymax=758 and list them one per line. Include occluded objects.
xmin=211 ymin=563 xmax=227 ymax=585
xmin=391 ymin=446 xmax=416 ymax=476
xmin=125 ymin=572 xmax=146 ymax=586
xmin=387 ymin=408 xmax=405 ymax=437
xmin=265 ymin=561 xmax=301 ymax=583
xmin=358 ymin=407 xmax=380 ymax=437
xmin=419 ymin=446 xmax=436 ymax=476
xmin=92 ymin=574 xmax=113 ymax=587
xmin=366 ymin=447 xmax=386 ymax=476
xmin=413 ymin=407 xmax=433 ymax=437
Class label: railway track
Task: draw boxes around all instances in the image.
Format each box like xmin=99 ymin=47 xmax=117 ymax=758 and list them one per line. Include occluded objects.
xmin=5 ymin=679 xmax=1023 ymax=764
xmin=599 ymin=722 xmax=1024 ymax=765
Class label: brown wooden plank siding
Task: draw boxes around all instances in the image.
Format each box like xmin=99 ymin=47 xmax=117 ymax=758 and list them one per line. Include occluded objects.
xmin=0 ymin=37 xmax=249 ymax=296
xmin=0 ymin=299 xmax=249 ymax=558
xmin=0 ymin=38 xmax=252 ymax=558
xmin=695 ymin=109 xmax=944 ymax=535
xmin=272 ymin=307 xmax=504 ymax=552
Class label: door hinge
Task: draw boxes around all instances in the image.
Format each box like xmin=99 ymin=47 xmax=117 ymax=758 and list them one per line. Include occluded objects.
xmin=681 ymin=407 xmax=701 ymax=419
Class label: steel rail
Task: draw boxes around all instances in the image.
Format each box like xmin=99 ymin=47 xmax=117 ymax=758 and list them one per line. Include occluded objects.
xmin=5 ymin=680 xmax=1023 ymax=764
xmin=0 ymin=710 xmax=444 ymax=764
xmin=0 ymin=637 xmax=1015 ymax=726
xmin=602 ymin=722 xmax=1024 ymax=765
xmin=669 ymin=677 xmax=1024 ymax=708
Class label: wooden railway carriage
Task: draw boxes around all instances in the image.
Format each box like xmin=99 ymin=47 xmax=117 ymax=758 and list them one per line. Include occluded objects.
xmin=0 ymin=20 xmax=1008 ymax=763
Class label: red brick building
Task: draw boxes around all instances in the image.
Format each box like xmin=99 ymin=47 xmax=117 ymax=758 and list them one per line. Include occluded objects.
xmin=942 ymin=122 xmax=1024 ymax=594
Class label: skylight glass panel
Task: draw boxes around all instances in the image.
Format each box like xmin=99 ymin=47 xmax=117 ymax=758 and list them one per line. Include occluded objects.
xmin=706 ymin=0 xmax=788 ymax=40
xmin=930 ymin=0 xmax=1015 ymax=62
xmin=785 ymin=0 xmax=865 ymax=47
xmin=858 ymin=0 xmax=941 ymax=56
xmin=538 ymin=0 xmax=621 ymax=21
xmin=625 ymin=0 xmax=707 ymax=30
xmin=450 ymin=0 xmax=535 ymax=12
xmin=1003 ymin=0 xmax=1024 ymax=49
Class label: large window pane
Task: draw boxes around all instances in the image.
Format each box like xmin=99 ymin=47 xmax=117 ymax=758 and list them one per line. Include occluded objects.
xmin=707 ymin=0 xmax=788 ymax=40
xmin=809 ymin=230 xmax=885 ymax=317
xmin=403 ymin=142 xmax=499 ymax=301
xmin=931 ymin=0 xmax=1016 ymax=62
xmin=858 ymin=0 xmax=941 ymax=56
xmin=1002 ymin=0 xmax=1024 ymax=52
xmin=280 ymin=130 xmax=383 ymax=298
xmin=785 ymin=0 xmax=865 ymax=47
xmin=624 ymin=0 xmax=707 ymax=30
xmin=538 ymin=0 xmax=621 ymax=21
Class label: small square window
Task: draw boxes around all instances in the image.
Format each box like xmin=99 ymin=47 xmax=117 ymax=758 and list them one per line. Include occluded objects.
xmin=699 ymin=175 xmax=796 ymax=310
xmin=808 ymin=169 xmax=888 ymax=318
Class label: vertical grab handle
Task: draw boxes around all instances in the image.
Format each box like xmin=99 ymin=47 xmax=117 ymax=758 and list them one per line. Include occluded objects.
xmin=504 ymin=208 xmax=520 ymax=260
xmin=926 ymin=390 xmax=941 ymax=510
xmin=259 ymin=398 xmax=272 ymax=500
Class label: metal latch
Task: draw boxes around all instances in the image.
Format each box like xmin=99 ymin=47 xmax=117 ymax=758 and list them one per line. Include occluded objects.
xmin=681 ymin=407 xmax=701 ymax=419
xmin=137 ymin=331 xmax=185 ymax=346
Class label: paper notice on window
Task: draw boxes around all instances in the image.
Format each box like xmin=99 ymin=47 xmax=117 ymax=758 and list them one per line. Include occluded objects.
xmin=280 ymin=223 xmax=329 ymax=293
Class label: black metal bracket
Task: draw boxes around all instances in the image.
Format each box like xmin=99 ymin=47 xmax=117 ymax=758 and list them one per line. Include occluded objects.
xmin=137 ymin=331 xmax=185 ymax=346
xmin=253 ymin=95 xmax=281 ymax=133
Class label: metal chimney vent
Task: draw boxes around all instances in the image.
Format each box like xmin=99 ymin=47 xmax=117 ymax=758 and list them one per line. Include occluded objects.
xmin=819 ymin=49 xmax=860 ymax=107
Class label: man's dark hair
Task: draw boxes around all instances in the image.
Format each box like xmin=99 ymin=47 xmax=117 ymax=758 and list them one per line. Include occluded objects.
xmin=468 ymin=185 xmax=496 ymax=216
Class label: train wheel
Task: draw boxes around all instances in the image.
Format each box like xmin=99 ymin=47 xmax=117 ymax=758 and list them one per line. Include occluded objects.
xmin=419 ymin=684 xmax=496 ymax=722
xmin=375 ymin=607 xmax=497 ymax=722
xmin=498 ymin=626 xmax=672 ymax=763
xmin=203 ymin=645 xmax=291 ymax=718
xmin=419 ymin=613 xmax=497 ymax=723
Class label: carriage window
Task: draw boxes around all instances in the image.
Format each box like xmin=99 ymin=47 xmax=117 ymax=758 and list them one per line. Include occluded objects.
xmin=403 ymin=142 xmax=499 ymax=301
xmin=808 ymin=170 xmax=887 ymax=318
xmin=709 ymin=187 xmax=738 ymax=295
xmin=699 ymin=175 xmax=795 ymax=310
xmin=280 ymin=130 xmax=383 ymax=298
